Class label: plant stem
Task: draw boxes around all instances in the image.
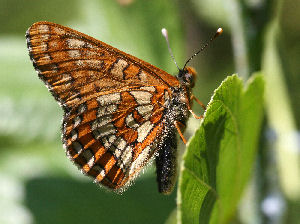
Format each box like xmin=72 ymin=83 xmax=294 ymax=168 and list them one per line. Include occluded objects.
xmin=224 ymin=0 xmax=250 ymax=80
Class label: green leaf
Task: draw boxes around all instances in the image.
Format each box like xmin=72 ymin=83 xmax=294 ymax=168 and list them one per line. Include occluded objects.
xmin=177 ymin=74 xmax=264 ymax=224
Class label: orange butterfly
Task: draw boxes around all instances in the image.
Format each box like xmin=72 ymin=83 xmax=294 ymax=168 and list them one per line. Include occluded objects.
xmin=26 ymin=21 xmax=222 ymax=194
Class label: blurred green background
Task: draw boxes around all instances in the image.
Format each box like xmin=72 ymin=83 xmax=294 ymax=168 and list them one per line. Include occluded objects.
xmin=0 ymin=0 xmax=299 ymax=224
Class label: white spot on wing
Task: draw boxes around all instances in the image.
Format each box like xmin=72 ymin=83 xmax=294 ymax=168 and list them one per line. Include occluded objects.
xmin=129 ymin=146 xmax=151 ymax=175
xmin=125 ymin=113 xmax=139 ymax=129
xmin=78 ymin=103 xmax=87 ymax=114
xmin=102 ymin=135 xmax=117 ymax=149
xmin=40 ymin=43 xmax=47 ymax=51
xmin=99 ymin=169 xmax=106 ymax=177
xmin=109 ymin=135 xmax=116 ymax=143
xmin=86 ymin=59 xmax=103 ymax=68
xmin=82 ymin=150 xmax=95 ymax=168
xmin=114 ymin=148 xmax=122 ymax=158
xmin=137 ymin=121 xmax=153 ymax=142
xmin=92 ymin=123 xmax=116 ymax=139
xmin=164 ymin=90 xmax=170 ymax=106
xmin=92 ymin=165 xmax=106 ymax=179
xmin=97 ymin=93 xmax=121 ymax=106
xmin=130 ymin=91 xmax=152 ymax=105
xmin=115 ymin=137 xmax=127 ymax=151
xmin=97 ymin=104 xmax=117 ymax=117
xmin=119 ymin=146 xmax=133 ymax=169
xmin=139 ymin=71 xmax=148 ymax=82
xmin=164 ymin=90 xmax=170 ymax=101
xmin=113 ymin=137 xmax=127 ymax=159
xmin=74 ymin=116 xmax=81 ymax=127
xmin=86 ymin=43 xmax=95 ymax=49
xmin=92 ymin=115 xmax=112 ymax=128
xmin=76 ymin=60 xmax=84 ymax=66
xmin=67 ymin=38 xmax=85 ymax=49
xmin=41 ymin=34 xmax=50 ymax=41
xmin=38 ymin=25 xmax=49 ymax=33
xmin=136 ymin=105 xmax=153 ymax=119
xmin=71 ymin=130 xmax=78 ymax=141
xmin=68 ymin=50 xmax=81 ymax=58
xmin=140 ymin=86 xmax=156 ymax=92
xmin=53 ymin=27 xmax=66 ymax=35
xmin=110 ymin=59 xmax=128 ymax=79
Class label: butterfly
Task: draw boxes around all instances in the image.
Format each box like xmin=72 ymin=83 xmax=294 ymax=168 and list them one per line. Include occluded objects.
xmin=26 ymin=21 xmax=222 ymax=194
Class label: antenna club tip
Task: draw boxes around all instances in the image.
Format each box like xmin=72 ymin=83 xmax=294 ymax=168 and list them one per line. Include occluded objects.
xmin=161 ymin=28 xmax=168 ymax=37
xmin=216 ymin=28 xmax=223 ymax=35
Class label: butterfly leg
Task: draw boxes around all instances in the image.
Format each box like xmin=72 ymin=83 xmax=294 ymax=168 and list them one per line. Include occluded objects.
xmin=191 ymin=94 xmax=206 ymax=110
xmin=188 ymin=95 xmax=205 ymax=120
xmin=174 ymin=121 xmax=187 ymax=144
xmin=189 ymin=110 xmax=204 ymax=120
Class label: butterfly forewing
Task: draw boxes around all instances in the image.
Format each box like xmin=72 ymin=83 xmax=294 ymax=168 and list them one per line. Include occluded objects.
xmin=26 ymin=21 xmax=180 ymax=191
xmin=26 ymin=22 xmax=179 ymax=110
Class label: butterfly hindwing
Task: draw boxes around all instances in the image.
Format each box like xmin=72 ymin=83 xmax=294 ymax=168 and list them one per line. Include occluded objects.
xmin=62 ymin=85 xmax=171 ymax=191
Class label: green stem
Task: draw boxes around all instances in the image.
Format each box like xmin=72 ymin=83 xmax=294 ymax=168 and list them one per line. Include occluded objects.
xmin=224 ymin=0 xmax=250 ymax=80
xmin=262 ymin=0 xmax=300 ymax=202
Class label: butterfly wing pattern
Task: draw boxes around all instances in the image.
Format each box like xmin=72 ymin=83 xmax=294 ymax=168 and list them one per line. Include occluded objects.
xmin=26 ymin=21 xmax=196 ymax=194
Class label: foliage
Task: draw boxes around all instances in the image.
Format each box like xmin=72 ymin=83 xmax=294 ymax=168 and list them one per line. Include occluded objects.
xmin=178 ymin=74 xmax=264 ymax=224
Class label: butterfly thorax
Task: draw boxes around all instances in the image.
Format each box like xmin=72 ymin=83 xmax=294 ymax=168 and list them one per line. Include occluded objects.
xmin=170 ymin=66 xmax=196 ymax=126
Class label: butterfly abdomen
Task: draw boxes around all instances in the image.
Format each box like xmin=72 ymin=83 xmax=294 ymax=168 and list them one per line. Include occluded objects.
xmin=155 ymin=86 xmax=190 ymax=194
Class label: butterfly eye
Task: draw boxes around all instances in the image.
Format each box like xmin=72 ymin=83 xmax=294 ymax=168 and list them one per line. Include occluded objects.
xmin=184 ymin=73 xmax=193 ymax=84
xmin=183 ymin=67 xmax=196 ymax=87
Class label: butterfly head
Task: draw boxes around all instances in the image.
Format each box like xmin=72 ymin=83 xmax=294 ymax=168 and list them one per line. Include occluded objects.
xmin=178 ymin=66 xmax=196 ymax=88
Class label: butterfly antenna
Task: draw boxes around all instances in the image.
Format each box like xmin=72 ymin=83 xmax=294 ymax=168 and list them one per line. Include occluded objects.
xmin=161 ymin=28 xmax=180 ymax=71
xmin=183 ymin=28 xmax=223 ymax=69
